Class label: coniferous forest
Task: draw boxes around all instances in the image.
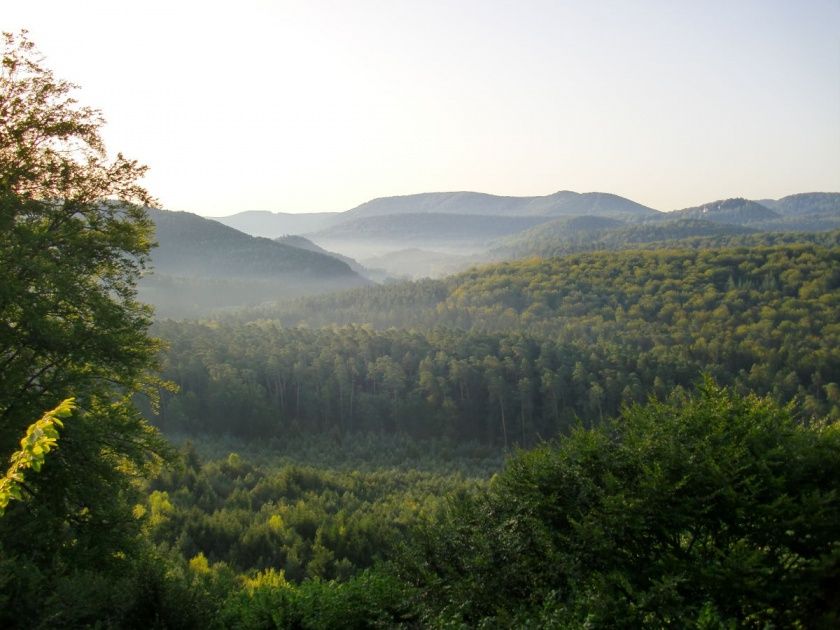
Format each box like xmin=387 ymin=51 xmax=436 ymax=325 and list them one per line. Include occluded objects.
xmin=1 ymin=31 xmax=839 ymax=629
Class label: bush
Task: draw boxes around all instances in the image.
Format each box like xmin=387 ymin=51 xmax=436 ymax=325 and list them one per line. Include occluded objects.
xmin=402 ymin=381 xmax=840 ymax=627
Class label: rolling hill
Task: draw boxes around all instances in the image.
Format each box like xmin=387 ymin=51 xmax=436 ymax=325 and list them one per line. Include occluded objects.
xmin=666 ymin=195 xmax=840 ymax=232
xmin=359 ymin=248 xmax=479 ymax=280
xmin=759 ymin=192 xmax=840 ymax=216
xmin=668 ymin=198 xmax=780 ymax=224
xmin=342 ymin=190 xmax=660 ymax=219
xmin=204 ymin=190 xmax=840 ymax=280
xmin=489 ymin=217 xmax=757 ymax=260
xmin=142 ymin=209 xmax=368 ymax=317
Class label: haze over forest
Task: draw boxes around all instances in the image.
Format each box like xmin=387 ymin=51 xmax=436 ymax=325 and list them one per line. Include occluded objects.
xmin=3 ymin=2 xmax=840 ymax=627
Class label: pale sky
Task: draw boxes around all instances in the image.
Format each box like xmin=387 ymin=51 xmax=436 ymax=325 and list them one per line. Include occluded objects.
xmin=5 ymin=0 xmax=840 ymax=215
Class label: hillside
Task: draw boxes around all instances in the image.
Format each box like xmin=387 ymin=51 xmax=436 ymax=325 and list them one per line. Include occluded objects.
xmin=342 ymin=190 xmax=660 ymax=219
xmin=360 ymin=248 xmax=478 ymax=279
xmin=150 ymin=209 xmax=359 ymax=278
xmin=760 ymin=192 xmax=840 ymax=216
xmin=491 ymin=217 xmax=756 ymax=260
xmin=165 ymin=242 xmax=840 ymax=445
xmin=208 ymin=192 xmax=840 ymax=280
xmin=669 ymin=198 xmax=780 ymax=224
xmin=236 ymin=231 xmax=840 ymax=330
xmin=487 ymin=193 xmax=840 ymax=260
xmin=142 ymin=209 xmax=368 ymax=317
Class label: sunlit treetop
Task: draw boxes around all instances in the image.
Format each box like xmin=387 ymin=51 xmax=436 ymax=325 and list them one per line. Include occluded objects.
xmin=0 ymin=30 xmax=156 ymax=209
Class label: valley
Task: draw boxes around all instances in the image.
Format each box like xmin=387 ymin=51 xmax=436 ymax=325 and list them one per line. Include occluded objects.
xmin=4 ymin=11 xmax=840 ymax=627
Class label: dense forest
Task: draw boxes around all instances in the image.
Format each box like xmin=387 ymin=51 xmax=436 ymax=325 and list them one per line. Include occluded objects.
xmin=2 ymin=32 xmax=839 ymax=629
xmin=492 ymin=219 xmax=840 ymax=263
xmin=155 ymin=244 xmax=840 ymax=445
xmin=241 ymin=233 xmax=840 ymax=328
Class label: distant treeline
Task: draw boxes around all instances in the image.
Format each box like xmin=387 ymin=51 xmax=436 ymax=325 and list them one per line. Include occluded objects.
xmin=152 ymin=244 xmax=840 ymax=444
xmin=491 ymin=218 xmax=840 ymax=261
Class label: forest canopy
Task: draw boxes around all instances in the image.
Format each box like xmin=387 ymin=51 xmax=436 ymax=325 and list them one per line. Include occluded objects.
xmin=152 ymin=243 xmax=840 ymax=447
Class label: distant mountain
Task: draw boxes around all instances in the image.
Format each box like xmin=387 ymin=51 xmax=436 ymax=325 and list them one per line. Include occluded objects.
xmin=213 ymin=210 xmax=338 ymax=238
xmin=342 ymin=190 xmax=660 ymax=220
xmin=669 ymin=198 xmax=780 ymax=225
xmin=670 ymin=195 xmax=840 ymax=232
xmin=200 ymin=191 xmax=839 ymax=283
xmin=765 ymin=193 xmax=840 ymax=216
xmin=142 ymin=209 xmax=368 ymax=317
xmin=149 ymin=209 xmax=359 ymax=278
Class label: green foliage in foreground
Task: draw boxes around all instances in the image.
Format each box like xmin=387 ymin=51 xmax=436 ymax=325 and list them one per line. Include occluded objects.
xmin=401 ymin=382 xmax=840 ymax=627
xmin=217 ymin=568 xmax=416 ymax=629
xmin=4 ymin=384 xmax=837 ymax=628
xmin=1 ymin=32 xmax=170 ymax=629
xmin=0 ymin=398 xmax=74 ymax=516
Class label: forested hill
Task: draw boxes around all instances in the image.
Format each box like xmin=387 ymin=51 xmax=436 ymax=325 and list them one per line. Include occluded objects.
xmin=206 ymin=192 xmax=839 ymax=283
xmin=759 ymin=192 xmax=840 ymax=216
xmin=342 ymin=190 xmax=660 ymax=219
xmin=309 ymin=212 xmax=554 ymax=246
xmin=274 ymin=234 xmax=368 ymax=275
xmin=238 ymin=234 xmax=840 ymax=331
xmin=489 ymin=217 xmax=756 ymax=260
xmin=669 ymin=198 xmax=780 ymax=224
xmin=149 ymin=209 xmax=358 ymax=278
xmin=141 ymin=209 xmax=369 ymax=317
xmin=493 ymin=215 xmax=840 ymax=264
xmin=663 ymin=194 xmax=840 ymax=232
xmin=155 ymin=242 xmax=840 ymax=443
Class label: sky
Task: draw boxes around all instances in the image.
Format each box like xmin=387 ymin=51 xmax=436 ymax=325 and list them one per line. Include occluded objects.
xmin=5 ymin=0 xmax=840 ymax=216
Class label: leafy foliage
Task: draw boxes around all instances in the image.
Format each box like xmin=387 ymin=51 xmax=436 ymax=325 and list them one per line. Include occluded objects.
xmin=0 ymin=398 xmax=74 ymax=516
xmin=401 ymin=382 xmax=840 ymax=627
xmin=218 ymin=567 xmax=416 ymax=629
xmin=142 ymin=440 xmax=485 ymax=581
xmin=3 ymin=30 xmax=839 ymax=629
xmin=0 ymin=31 xmax=168 ymax=626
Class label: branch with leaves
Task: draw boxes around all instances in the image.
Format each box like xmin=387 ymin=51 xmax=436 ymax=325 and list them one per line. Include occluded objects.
xmin=0 ymin=397 xmax=75 ymax=517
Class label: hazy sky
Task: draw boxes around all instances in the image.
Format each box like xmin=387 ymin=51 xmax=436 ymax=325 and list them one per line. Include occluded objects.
xmin=5 ymin=0 xmax=840 ymax=215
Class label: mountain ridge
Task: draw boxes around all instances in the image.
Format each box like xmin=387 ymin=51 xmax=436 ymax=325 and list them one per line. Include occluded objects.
xmin=342 ymin=190 xmax=661 ymax=219
xmin=148 ymin=208 xmax=359 ymax=278
xmin=668 ymin=198 xmax=780 ymax=224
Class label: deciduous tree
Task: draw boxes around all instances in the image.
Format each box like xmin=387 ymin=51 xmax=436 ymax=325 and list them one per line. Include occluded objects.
xmin=0 ymin=31 xmax=168 ymax=625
